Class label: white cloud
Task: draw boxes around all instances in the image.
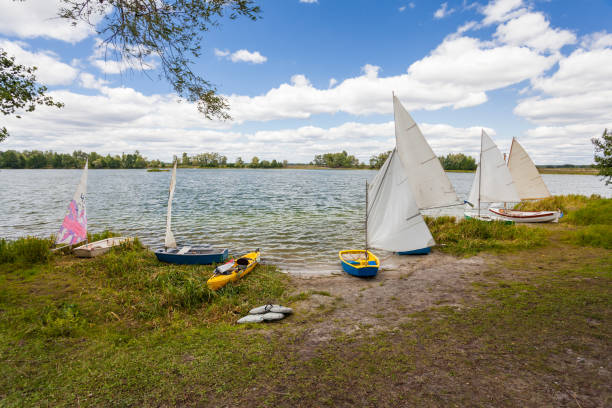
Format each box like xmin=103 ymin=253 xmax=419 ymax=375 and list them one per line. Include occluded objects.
xmin=0 ymin=0 xmax=98 ymax=43
xmin=410 ymin=2 xmax=416 ymax=8
xmin=434 ymin=2 xmax=455 ymax=19
xmin=581 ymin=31 xmax=612 ymax=50
xmin=494 ymin=12 xmax=576 ymax=52
xmin=299 ymin=0 xmax=318 ymax=3
xmin=78 ymin=73 xmax=109 ymax=90
xmin=0 ymin=39 xmax=78 ymax=86
xmin=399 ymin=6 xmax=406 ymax=12
xmin=214 ymin=48 xmax=267 ymax=64
xmin=329 ymin=78 xmax=338 ymax=88
xmin=481 ymin=0 xmax=524 ymax=25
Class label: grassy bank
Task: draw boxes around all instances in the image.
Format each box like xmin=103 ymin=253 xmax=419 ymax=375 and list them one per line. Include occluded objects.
xmin=537 ymin=167 xmax=598 ymax=175
xmin=1 ymin=197 xmax=610 ymax=406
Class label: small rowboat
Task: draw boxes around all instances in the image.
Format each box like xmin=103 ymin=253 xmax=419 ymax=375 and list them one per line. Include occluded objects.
xmin=488 ymin=208 xmax=561 ymax=223
xmin=339 ymin=250 xmax=379 ymax=277
xmin=207 ymin=249 xmax=260 ymax=291
xmin=74 ymin=237 xmax=134 ymax=258
xmin=155 ymin=245 xmax=228 ymax=265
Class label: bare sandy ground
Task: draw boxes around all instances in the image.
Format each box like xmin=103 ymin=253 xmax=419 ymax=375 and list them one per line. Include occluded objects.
xmin=287 ymin=251 xmax=489 ymax=343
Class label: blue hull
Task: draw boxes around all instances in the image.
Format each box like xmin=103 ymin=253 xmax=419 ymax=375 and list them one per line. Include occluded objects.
xmin=155 ymin=248 xmax=228 ymax=265
xmin=397 ymin=247 xmax=431 ymax=255
xmin=341 ymin=260 xmax=378 ymax=277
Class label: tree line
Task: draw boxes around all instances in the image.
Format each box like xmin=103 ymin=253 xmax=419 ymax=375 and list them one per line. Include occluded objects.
xmin=0 ymin=149 xmax=289 ymax=169
xmin=312 ymin=151 xmax=477 ymax=171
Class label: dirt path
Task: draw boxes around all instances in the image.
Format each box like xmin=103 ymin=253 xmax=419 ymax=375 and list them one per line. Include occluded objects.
xmin=288 ymin=252 xmax=490 ymax=343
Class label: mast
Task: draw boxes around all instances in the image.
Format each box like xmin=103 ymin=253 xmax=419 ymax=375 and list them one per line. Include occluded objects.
xmin=365 ymin=179 xmax=368 ymax=258
xmin=478 ymin=129 xmax=483 ymax=217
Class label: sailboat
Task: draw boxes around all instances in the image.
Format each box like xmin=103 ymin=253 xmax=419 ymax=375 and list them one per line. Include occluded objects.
xmin=339 ymin=94 xmax=440 ymax=274
xmin=55 ymin=160 xmax=131 ymax=256
xmin=154 ymin=160 xmax=229 ymax=265
xmin=391 ymin=94 xmax=462 ymax=253
xmin=488 ymin=138 xmax=561 ymax=223
xmin=466 ymin=130 xmax=520 ymax=221
xmin=339 ymin=181 xmax=380 ymax=277
xmin=54 ymin=160 xmax=89 ymax=250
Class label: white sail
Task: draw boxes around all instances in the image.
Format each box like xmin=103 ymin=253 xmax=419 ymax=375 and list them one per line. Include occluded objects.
xmin=393 ymin=95 xmax=461 ymax=209
xmin=56 ymin=160 xmax=88 ymax=246
xmin=164 ymin=161 xmax=177 ymax=249
xmin=468 ymin=130 xmax=520 ymax=205
xmin=507 ymin=138 xmax=551 ymax=200
xmin=367 ymin=149 xmax=435 ymax=252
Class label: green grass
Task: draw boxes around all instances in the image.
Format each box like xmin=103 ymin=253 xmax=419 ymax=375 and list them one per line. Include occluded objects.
xmin=563 ymin=197 xmax=612 ymax=225
xmin=425 ymin=216 xmax=548 ymax=256
xmin=513 ymin=194 xmax=603 ymax=214
xmin=564 ymin=225 xmax=612 ymax=249
xmin=0 ymin=236 xmax=53 ymax=265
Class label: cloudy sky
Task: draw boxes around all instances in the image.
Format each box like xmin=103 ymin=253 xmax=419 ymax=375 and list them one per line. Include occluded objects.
xmin=1 ymin=0 xmax=611 ymax=164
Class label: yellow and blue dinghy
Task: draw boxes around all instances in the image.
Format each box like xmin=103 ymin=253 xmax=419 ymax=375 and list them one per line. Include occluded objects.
xmin=339 ymin=250 xmax=379 ymax=277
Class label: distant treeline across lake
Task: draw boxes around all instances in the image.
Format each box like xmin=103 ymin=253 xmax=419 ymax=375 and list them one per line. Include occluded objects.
xmin=0 ymin=149 xmax=595 ymax=172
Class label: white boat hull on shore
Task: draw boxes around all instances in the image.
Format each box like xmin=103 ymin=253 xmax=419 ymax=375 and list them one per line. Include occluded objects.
xmin=488 ymin=208 xmax=561 ymax=223
xmin=73 ymin=237 xmax=134 ymax=258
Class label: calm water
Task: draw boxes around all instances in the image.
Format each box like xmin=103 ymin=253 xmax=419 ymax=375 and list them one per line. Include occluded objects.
xmin=1 ymin=169 xmax=609 ymax=273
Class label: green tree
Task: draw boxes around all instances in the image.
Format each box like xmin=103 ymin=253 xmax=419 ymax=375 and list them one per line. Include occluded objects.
xmin=249 ymin=156 xmax=260 ymax=168
xmin=235 ymin=157 xmax=244 ymax=168
xmin=439 ymin=153 xmax=477 ymax=171
xmin=0 ymin=49 xmax=63 ymax=142
xmin=592 ymin=128 xmax=612 ymax=185
xmin=58 ymin=0 xmax=260 ymax=120
xmin=369 ymin=150 xmax=392 ymax=169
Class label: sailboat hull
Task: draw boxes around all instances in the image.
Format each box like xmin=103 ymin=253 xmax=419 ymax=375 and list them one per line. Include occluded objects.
xmin=489 ymin=208 xmax=561 ymax=223
xmin=339 ymin=250 xmax=380 ymax=277
xmin=155 ymin=247 xmax=228 ymax=265
xmin=397 ymin=247 xmax=431 ymax=255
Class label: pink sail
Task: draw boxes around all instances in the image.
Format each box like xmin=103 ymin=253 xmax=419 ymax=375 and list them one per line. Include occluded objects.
xmin=56 ymin=161 xmax=88 ymax=246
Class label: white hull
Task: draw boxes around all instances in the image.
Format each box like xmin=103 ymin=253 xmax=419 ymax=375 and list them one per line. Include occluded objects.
xmin=73 ymin=237 xmax=134 ymax=258
xmin=489 ymin=208 xmax=560 ymax=223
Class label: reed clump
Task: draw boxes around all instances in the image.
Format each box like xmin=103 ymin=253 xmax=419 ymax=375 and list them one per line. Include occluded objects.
xmin=425 ymin=216 xmax=548 ymax=256
xmin=0 ymin=236 xmax=53 ymax=265
xmin=513 ymin=194 xmax=601 ymax=214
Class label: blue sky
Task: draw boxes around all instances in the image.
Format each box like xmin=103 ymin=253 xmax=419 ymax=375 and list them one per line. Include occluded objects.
xmin=1 ymin=0 xmax=612 ymax=164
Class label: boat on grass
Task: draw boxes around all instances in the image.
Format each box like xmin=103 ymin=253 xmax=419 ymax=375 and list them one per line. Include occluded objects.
xmin=338 ymin=249 xmax=380 ymax=277
xmin=74 ymin=237 xmax=134 ymax=258
xmin=504 ymin=137 xmax=561 ymax=223
xmin=207 ymin=249 xmax=260 ymax=290
xmin=154 ymin=160 xmax=228 ymax=265
xmin=488 ymin=208 xmax=560 ymax=223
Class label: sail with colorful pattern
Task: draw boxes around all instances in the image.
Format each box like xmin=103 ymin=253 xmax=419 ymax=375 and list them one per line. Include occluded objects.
xmin=56 ymin=160 xmax=88 ymax=246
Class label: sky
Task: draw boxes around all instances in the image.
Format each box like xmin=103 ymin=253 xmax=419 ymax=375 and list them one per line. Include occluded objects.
xmin=1 ymin=0 xmax=612 ymax=164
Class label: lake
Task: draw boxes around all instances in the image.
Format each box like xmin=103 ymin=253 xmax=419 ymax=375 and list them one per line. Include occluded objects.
xmin=1 ymin=169 xmax=609 ymax=273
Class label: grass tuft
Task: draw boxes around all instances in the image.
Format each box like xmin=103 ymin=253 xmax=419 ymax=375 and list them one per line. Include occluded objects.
xmin=513 ymin=194 xmax=602 ymax=214
xmin=425 ymin=216 xmax=548 ymax=256
xmin=564 ymin=225 xmax=612 ymax=249
xmin=0 ymin=236 xmax=52 ymax=265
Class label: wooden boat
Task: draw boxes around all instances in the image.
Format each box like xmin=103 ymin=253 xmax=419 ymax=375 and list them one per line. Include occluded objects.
xmin=339 ymin=250 xmax=380 ymax=277
xmin=207 ymin=249 xmax=260 ymax=290
xmin=155 ymin=160 xmax=228 ymax=265
xmin=74 ymin=237 xmax=134 ymax=258
xmin=488 ymin=208 xmax=560 ymax=223
xmin=491 ymin=138 xmax=561 ymax=223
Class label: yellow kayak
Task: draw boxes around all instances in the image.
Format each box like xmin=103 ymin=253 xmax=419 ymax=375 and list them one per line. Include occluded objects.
xmin=207 ymin=249 xmax=261 ymax=291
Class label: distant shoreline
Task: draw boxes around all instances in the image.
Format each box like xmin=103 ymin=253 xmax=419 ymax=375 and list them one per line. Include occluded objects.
xmin=0 ymin=166 xmax=599 ymax=175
